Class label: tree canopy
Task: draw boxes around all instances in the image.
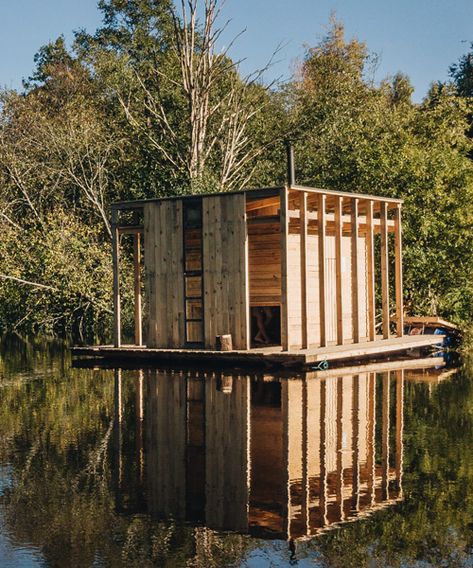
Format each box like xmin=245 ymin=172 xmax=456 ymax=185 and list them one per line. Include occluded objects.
xmin=1 ymin=3 xmax=473 ymax=339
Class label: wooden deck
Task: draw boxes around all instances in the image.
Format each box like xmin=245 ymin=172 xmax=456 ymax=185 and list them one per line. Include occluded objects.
xmin=72 ymin=334 xmax=444 ymax=369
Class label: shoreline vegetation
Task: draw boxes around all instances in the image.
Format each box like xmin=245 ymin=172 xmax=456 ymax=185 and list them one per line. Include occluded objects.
xmin=1 ymin=1 xmax=473 ymax=342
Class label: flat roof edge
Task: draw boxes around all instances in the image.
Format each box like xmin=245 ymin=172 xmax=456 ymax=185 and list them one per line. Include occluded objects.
xmin=111 ymin=184 xmax=403 ymax=210
xmin=291 ymin=185 xmax=403 ymax=204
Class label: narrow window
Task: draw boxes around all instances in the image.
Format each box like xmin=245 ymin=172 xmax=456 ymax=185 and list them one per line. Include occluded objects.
xmin=183 ymin=199 xmax=204 ymax=346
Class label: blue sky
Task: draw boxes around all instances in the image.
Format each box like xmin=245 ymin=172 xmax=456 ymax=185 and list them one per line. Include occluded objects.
xmin=0 ymin=0 xmax=472 ymax=102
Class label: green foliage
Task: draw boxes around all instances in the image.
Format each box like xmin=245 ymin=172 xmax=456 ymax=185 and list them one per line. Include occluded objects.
xmin=450 ymin=44 xmax=473 ymax=97
xmin=1 ymin=8 xmax=473 ymax=336
xmin=0 ymin=210 xmax=116 ymax=339
xmin=286 ymin=20 xmax=473 ymax=325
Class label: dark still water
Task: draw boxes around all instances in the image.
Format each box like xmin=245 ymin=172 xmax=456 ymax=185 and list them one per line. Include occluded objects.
xmin=0 ymin=337 xmax=472 ymax=567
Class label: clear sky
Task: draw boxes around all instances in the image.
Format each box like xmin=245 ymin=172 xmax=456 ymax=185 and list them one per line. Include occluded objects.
xmin=0 ymin=0 xmax=472 ymax=102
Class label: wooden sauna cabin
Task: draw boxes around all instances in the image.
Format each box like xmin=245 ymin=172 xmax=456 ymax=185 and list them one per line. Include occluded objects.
xmin=73 ymin=184 xmax=444 ymax=368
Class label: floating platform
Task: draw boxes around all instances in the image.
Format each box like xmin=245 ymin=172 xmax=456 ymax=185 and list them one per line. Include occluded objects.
xmin=72 ymin=334 xmax=444 ymax=369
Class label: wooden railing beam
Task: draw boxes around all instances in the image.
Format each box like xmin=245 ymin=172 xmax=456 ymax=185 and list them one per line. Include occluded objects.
xmin=351 ymin=198 xmax=360 ymax=343
xmin=335 ymin=196 xmax=344 ymax=345
xmin=380 ymin=202 xmax=390 ymax=339
xmin=366 ymin=201 xmax=376 ymax=341
xmin=300 ymin=192 xmax=309 ymax=349
xmin=394 ymin=204 xmax=404 ymax=337
xmin=318 ymin=194 xmax=327 ymax=347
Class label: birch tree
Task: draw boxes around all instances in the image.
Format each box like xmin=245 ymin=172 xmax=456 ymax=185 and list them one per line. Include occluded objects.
xmin=119 ymin=0 xmax=276 ymax=192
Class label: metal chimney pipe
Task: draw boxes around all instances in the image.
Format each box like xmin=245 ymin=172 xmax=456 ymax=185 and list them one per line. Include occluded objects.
xmin=286 ymin=142 xmax=295 ymax=187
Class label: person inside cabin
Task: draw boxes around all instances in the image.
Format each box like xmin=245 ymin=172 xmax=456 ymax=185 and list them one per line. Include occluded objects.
xmin=252 ymin=307 xmax=273 ymax=345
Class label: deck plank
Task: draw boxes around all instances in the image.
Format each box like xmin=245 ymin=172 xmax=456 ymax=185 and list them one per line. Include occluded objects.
xmin=72 ymin=334 xmax=444 ymax=369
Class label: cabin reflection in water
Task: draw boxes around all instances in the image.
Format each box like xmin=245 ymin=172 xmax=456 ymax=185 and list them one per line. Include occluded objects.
xmin=112 ymin=365 xmax=423 ymax=540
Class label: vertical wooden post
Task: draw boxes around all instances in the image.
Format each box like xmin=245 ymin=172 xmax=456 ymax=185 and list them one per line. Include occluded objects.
xmin=134 ymin=232 xmax=143 ymax=346
xmin=380 ymin=202 xmax=390 ymax=339
xmin=318 ymin=194 xmax=327 ymax=347
xmin=280 ymin=187 xmax=290 ymax=351
xmin=136 ymin=370 xmax=144 ymax=482
xmin=382 ymin=371 xmax=390 ymax=500
xmin=352 ymin=374 xmax=360 ymax=512
xmin=366 ymin=201 xmax=376 ymax=341
xmin=301 ymin=378 xmax=310 ymax=535
xmin=281 ymin=380 xmax=291 ymax=537
xmin=367 ymin=372 xmax=376 ymax=506
xmin=336 ymin=376 xmax=344 ymax=521
xmin=242 ymin=195 xmax=251 ymax=350
xmin=394 ymin=204 xmax=404 ymax=337
xmin=111 ymin=208 xmax=121 ymax=348
xmin=351 ymin=198 xmax=360 ymax=343
xmin=114 ymin=369 xmax=123 ymax=495
xmin=300 ymin=192 xmax=309 ymax=349
xmin=335 ymin=197 xmax=344 ymax=345
xmin=319 ymin=379 xmax=328 ymax=527
xmin=395 ymin=369 xmax=404 ymax=497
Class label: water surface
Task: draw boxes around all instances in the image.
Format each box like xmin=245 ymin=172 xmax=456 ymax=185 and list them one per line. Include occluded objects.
xmin=0 ymin=336 xmax=472 ymax=567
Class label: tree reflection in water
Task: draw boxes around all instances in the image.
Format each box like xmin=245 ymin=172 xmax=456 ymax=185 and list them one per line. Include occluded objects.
xmin=0 ymin=337 xmax=472 ymax=567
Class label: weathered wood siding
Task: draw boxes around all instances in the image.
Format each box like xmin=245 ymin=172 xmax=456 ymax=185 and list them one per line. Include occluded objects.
xmin=202 ymin=194 xmax=249 ymax=350
xmin=248 ymin=221 xmax=281 ymax=306
xmin=146 ymin=370 xmax=186 ymax=518
xmin=144 ymin=201 xmax=185 ymax=348
xmin=205 ymin=374 xmax=250 ymax=531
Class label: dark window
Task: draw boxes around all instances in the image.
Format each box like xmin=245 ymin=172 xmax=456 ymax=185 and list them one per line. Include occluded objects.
xmin=183 ymin=200 xmax=204 ymax=346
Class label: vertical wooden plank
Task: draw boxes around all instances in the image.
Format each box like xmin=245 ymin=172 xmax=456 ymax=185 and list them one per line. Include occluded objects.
xmin=301 ymin=377 xmax=309 ymax=535
xmin=234 ymin=193 xmax=249 ymax=350
xmin=395 ymin=369 xmax=404 ymax=497
xmin=148 ymin=200 xmax=185 ymax=348
xmin=351 ymin=374 xmax=360 ymax=512
xmin=319 ymin=379 xmax=328 ymax=527
xmin=367 ymin=372 xmax=376 ymax=506
xmin=214 ymin=197 xmax=223 ymax=342
xmin=169 ymin=201 xmax=180 ymax=348
xmin=351 ymin=198 xmax=360 ymax=343
xmin=111 ymin=208 xmax=121 ymax=347
xmin=335 ymin=196 xmax=344 ymax=346
xmin=160 ymin=201 xmax=170 ymax=347
xmin=382 ymin=371 xmax=390 ymax=500
xmin=202 ymin=194 xmax=247 ymax=350
xmin=154 ymin=202 xmax=163 ymax=346
xmin=136 ymin=370 xmax=144 ymax=482
xmin=281 ymin=380 xmax=290 ymax=535
xmin=366 ymin=200 xmax=376 ymax=342
xmin=280 ymin=187 xmax=290 ymax=351
xmin=241 ymin=194 xmax=250 ymax=350
xmin=336 ymin=376 xmax=344 ymax=521
xmin=133 ymin=232 xmax=142 ymax=346
xmin=176 ymin=200 xmax=185 ymax=347
xmin=394 ymin=204 xmax=404 ymax=337
xmin=228 ymin=196 xmax=237 ymax=347
xmin=203 ymin=197 xmax=213 ymax=348
xmin=167 ymin=202 xmax=175 ymax=347
xmin=318 ymin=194 xmax=327 ymax=348
xmin=380 ymin=202 xmax=390 ymax=339
xmin=300 ymin=192 xmax=309 ymax=349
xmin=113 ymin=369 xmax=123 ymax=495
xmin=144 ymin=203 xmax=157 ymax=348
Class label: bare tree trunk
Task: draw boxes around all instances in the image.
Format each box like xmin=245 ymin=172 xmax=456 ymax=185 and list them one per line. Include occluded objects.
xmin=119 ymin=0 xmax=277 ymax=192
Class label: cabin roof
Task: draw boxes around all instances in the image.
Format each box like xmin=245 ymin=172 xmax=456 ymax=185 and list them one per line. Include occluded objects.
xmin=111 ymin=184 xmax=403 ymax=211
